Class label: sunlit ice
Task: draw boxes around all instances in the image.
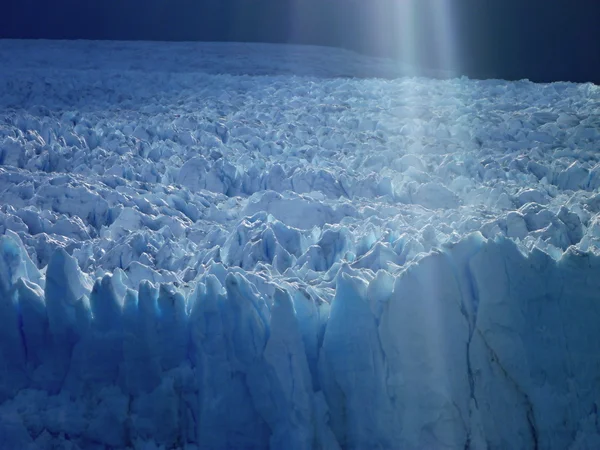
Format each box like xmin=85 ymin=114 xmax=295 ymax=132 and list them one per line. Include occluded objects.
xmin=0 ymin=1 xmax=598 ymax=448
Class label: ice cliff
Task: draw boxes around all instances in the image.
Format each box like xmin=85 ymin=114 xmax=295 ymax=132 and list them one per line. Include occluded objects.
xmin=1 ymin=232 xmax=599 ymax=449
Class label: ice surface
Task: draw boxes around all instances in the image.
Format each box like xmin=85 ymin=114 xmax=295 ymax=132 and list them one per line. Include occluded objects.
xmin=0 ymin=40 xmax=599 ymax=449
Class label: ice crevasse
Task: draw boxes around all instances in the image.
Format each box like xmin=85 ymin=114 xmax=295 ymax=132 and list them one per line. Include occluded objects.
xmin=0 ymin=230 xmax=599 ymax=449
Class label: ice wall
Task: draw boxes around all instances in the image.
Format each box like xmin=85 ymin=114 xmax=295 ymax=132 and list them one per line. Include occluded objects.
xmin=1 ymin=232 xmax=599 ymax=449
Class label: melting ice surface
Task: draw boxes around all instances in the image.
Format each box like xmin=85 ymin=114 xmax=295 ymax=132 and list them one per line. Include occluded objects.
xmin=0 ymin=40 xmax=600 ymax=449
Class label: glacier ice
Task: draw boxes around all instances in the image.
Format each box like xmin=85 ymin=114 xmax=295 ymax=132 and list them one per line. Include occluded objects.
xmin=0 ymin=40 xmax=599 ymax=449
xmin=1 ymin=232 xmax=600 ymax=449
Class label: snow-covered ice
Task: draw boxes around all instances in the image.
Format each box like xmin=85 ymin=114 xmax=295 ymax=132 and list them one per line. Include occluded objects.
xmin=0 ymin=39 xmax=599 ymax=449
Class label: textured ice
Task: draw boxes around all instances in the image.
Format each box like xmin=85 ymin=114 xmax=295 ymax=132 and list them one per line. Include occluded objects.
xmin=0 ymin=40 xmax=599 ymax=449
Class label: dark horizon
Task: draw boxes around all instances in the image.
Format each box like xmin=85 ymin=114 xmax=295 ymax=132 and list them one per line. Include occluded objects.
xmin=2 ymin=0 xmax=599 ymax=84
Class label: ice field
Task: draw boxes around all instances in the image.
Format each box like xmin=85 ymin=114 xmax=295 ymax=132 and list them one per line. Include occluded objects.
xmin=0 ymin=40 xmax=600 ymax=449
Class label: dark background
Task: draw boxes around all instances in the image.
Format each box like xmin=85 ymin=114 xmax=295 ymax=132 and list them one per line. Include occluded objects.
xmin=2 ymin=0 xmax=599 ymax=84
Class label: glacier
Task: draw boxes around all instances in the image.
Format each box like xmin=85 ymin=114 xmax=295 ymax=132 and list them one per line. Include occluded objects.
xmin=0 ymin=40 xmax=599 ymax=449
xmin=2 ymin=233 xmax=600 ymax=449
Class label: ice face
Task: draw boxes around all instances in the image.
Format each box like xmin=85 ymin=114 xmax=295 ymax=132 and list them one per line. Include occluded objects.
xmin=0 ymin=40 xmax=599 ymax=449
xmin=1 ymin=234 xmax=600 ymax=449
